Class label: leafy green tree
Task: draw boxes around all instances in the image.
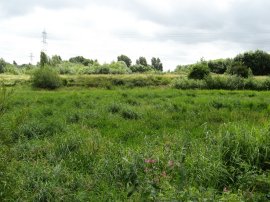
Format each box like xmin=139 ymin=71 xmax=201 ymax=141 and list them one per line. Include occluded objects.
xmin=136 ymin=57 xmax=148 ymax=67
xmin=151 ymin=57 xmax=163 ymax=71
xmin=13 ymin=61 xmax=17 ymax=66
xmin=51 ymin=55 xmax=62 ymax=66
xmin=208 ymin=59 xmax=232 ymax=74
xmin=69 ymin=56 xmax=95 ymax=66
xmin=109 ymin=61 xmax=130 ymax=74
xmin=0 ymin=58 xmax=6 ymax=73
xmin=234 ymin=50 xmax=270 ymax=75
xmin=40 ymin=52 xmax=49 ymax=68
xmin=188 ymin=63 xmax=210 ymax=80
xmin=117 ymin=55 xmax=132 ymax=67
xmin=227 ymin=62 xmax=251 ymax=78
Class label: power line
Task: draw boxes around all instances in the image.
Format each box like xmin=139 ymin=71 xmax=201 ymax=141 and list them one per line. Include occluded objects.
xmin=42 ymin=29 xmax=48 ymax=52
xmin=29 ymin=53 xmax=34 ymax=64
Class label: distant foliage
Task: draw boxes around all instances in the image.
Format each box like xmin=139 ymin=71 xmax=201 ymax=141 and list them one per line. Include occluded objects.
xmin=69 ymin=56 xmax=96 ymax=66
xmin=151 ymin=57 xmax=163 ymax=71
xmin=227 ymin=62 xmax=252 ymax=78
xmin=130 ymin=64 xmax=153 ymax=73
xmin=188 ymin=63 xmax=210 ymax=80
xmin=136 ymin=57 xmax=148 ymax=67
xmin=208 ymin=59 xmax=232 ymax=74
xmin=0 ymin=58 xmax=7 ymax=73
xmin=32 ymin=67 xmax=62 ymax=89
xmin=40 ymin=52 xmax=49 ymax=68
xmin=51 ymin=55 xmax=62 ymax=66
xmin=234 ymin=50 xmax=270 ymax=75
xmin=174 ymin=76 xmax=270 ymax=90
xmin=174 ymin=64 xmax=191 ymax=73
xmin=117 ymin=55 xmax=132 ymax=67
xmin=82 ymin=62 xmax=130 ymax=74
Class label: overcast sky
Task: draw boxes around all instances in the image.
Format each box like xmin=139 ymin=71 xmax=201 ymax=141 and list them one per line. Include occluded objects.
xmin=1 ymin=0 xmax=270 ymax=70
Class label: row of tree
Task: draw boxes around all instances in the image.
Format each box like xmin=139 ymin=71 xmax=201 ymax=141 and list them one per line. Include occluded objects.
xmin=176 ymin=50 xmax=270 ymax=76
xmin=0 ymin=53 xmax=164 ymax=74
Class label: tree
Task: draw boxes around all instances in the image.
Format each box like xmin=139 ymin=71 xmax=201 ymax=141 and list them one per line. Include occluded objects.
xmin=0 ymin=58 xmax=6 ymax=73
xmin=40 ymin=51 xmax=49 ymax=68
xmin=151 ymin=57 xmax=163 ymax=71
xmin=227 ymin=62 xmax=251 ymax=78
xmin=13 ymin=61 xmax=18 ymax=66
xmin=234 ymin=50 xmax=270 ymax=75
xmin=117 ymin=55 xmax=132 ymax=67
xmin=69 ymin=56 xmax=94 ymax=66
xmin=51 ymin=55 xmax=62 ymax=66
xmin=136 ymin=57 xmax=148 ymax=66
xmin=188 ymin=63 xmax=210 ymax=80
xmin=208 ymin=58 xmax=232 ymax=74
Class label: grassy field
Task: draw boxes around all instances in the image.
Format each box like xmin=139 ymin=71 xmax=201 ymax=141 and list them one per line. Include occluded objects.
xmin=1 ymin=85 xmax=270 ymax=201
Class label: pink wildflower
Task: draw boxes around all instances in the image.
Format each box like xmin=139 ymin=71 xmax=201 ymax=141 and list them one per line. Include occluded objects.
xmin=168 ymin=160 xmax=174 ymax=167
xmin=161 ymin=171 xmax=167 ymax=177
xmin=144 ymin=159 xmax=156 ymax=164
xmin=223 ymin=187 xmax=229 ymax=193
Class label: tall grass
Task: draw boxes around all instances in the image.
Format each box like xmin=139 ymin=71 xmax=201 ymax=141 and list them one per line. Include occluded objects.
xmin=0 ymin=87 xmax=270 ymax=201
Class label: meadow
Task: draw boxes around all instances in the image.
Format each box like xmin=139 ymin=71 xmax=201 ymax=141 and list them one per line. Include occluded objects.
xmin=1 ymin=80 xmax=270 ymax=201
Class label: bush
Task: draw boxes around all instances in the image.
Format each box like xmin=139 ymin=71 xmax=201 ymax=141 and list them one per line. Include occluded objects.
xmin=32 ymin=67 xmax=62 ymax=89
xmin=109 ymin=61 xmax=130 ymax=74
xmin=188 ymin=64 xmax=210 ymax=80
xmin=130 ymin=64 xmax=153 ymax=73
xmin=228 ymin=62 xmax=251 ymax=78
xmin=208 ymin=59 xmax=232 ymax=74
xmin=173 ymin=78 xmax=206 ymax=89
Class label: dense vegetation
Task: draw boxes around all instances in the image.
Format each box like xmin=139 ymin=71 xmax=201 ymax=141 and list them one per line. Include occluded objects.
xmin=0 ymin=86 xmax=270 ymax=201
xmin=0 ymin=50 xmax=270 ymax=201
xmin=0 ymin=52 xmax=163 ymax=75
xmin=175 ymin=50 xmax=270 ymax=77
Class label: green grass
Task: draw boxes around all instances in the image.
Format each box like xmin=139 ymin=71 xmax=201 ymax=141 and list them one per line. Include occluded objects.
xmin=1 ymin=86 xmax=270 ymax=201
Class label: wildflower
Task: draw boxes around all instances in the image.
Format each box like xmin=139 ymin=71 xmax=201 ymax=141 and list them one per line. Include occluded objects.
xmin=144 ymin=159 xmax=156 ymax=164
xmin=223 ymin=187 xmax=229 ymax=193
xmin=161 ymin=171 xmax=167 ymax=177
xmin=144 ymin=168 xmax=149 ymax=173
xmin=168 ymin=160 xmax=174 ymax=167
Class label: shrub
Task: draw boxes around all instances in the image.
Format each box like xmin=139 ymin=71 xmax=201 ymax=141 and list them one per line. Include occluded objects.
xmin=208 ymin=59 xmax=232 ymax=74
xmin=188 ymin=64 xmax=210 ymax=80
xmin=261 ymin=78 xmax=270 ymax=90
xmin=109 ymin=61 xmax=130 ymax=74
xmin=228 ymin=62 xmax=251 ymax=78
xmin=130 ymin=64 xmax=153 ymax=73
xmin=204 ymin=76 xmax=227 ymax=89
xmin=32 ymin=67 xmax=62 ymax=89
xmin=173 ymin=78 xmax=206 ymax=89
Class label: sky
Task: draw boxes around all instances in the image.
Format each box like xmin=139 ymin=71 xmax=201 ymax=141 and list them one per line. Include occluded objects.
xmin=0 ymin=0 xmax=270 ymax=70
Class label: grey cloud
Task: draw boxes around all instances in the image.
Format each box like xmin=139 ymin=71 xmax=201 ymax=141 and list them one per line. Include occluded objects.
xmin=1 ymin=0 xmax=270 ymax=64
xmin=0 ymin=0 xmax=132 ymax=18
xmin=119 ymin=0 xmax=270 ymax=50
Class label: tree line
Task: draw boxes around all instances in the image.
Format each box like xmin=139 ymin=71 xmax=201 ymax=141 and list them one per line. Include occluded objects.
xmin=176 ymin=50 xmax=270 ymax=78
xmin=0 ymin=53 xmax=163 ymax=75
